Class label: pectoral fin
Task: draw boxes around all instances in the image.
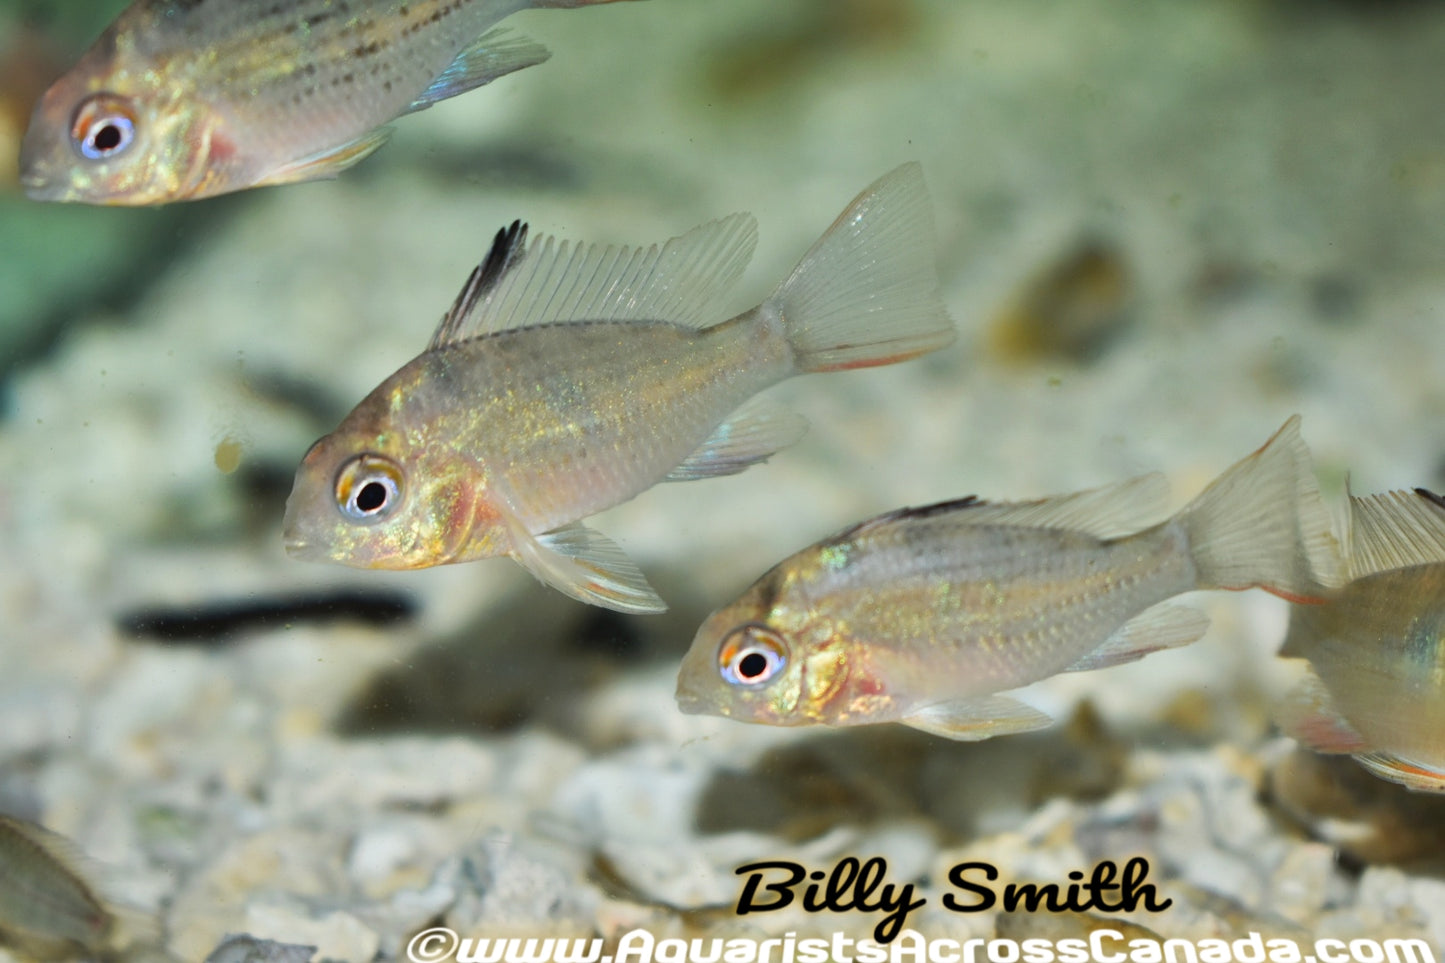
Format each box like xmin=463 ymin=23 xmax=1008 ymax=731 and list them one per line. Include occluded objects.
xmin=1063 ymin=604 xmax=1210 ymax=672
xmin=405 ymin=29 xmax=550 ymax=114
xmin=256 ymin=127 xmax=393 ymax=187
xmin=902 ymin=695 xmax=1053 ymax=742
xmin=665 ymin=397 xmax=808 ymax=481
xmin=508 ymin=516 xmax=666 ymax=614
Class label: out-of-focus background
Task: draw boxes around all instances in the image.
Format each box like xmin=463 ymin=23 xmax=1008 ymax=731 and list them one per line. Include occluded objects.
xmin=2 ymin=0 xmax=1445 ymax=957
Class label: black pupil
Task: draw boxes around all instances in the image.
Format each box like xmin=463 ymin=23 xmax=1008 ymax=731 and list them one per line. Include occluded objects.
xmin=355 ymin=480 xmax=388 ymax=513
xmin=91 ymin=122 xmax=123 ymax=152
xmin=737 ymin=650 xmax=769 ymax=680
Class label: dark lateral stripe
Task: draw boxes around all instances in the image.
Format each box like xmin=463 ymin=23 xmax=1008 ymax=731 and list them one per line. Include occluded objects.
xmin=116 ymin=588 xmax=416 ymax=642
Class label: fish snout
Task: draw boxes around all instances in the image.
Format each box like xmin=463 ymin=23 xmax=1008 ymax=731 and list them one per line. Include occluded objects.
xmin=280 ymin=510 xmax=319 ymax=560
xmin=673 ymin=653 xmax=729 ymax=718
xmin=17 ymin=141 xmax=58 ymax=200
xmin=673 ymin=682 xmax=707 ymax=715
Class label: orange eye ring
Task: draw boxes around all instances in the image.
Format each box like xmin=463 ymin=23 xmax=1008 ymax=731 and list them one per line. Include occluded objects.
xmin=334 ymin=454 xmax=405 ymax=522
xmin=718 ymin=623 xmax=788 ymax=687
xmin=71 ymin=93 xmax=139 ymax=161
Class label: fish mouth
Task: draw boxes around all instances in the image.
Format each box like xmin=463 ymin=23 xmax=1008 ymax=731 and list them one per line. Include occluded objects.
xmin=18 ymin=169 xmax=54 ymax=200
xmin=281 ymin=528 xmax=312 ymax=557
xmin=673 ymin=679 xmax=722 ymax=717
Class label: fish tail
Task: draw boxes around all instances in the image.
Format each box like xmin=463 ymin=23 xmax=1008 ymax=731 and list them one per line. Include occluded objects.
xmin=764 ymin=163 xmax=956 ymax=374
xmin=1174 ymin=415 xmax=1345 ymax=599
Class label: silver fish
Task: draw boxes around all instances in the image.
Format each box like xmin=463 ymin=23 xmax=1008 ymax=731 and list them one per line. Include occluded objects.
xmin=1277 ymin=487 xmax=1445 ymax=792
xmin=677 ymin=416 xmax=1344 ymax=740
xmin=283 ymin=164 xmax=957 ymax=612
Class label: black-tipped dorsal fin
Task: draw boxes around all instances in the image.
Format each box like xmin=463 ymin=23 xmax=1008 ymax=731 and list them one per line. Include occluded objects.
xmin=429 ymin=213 xmax=758 ymax=347
xmin=835 ymin=472 xmax=1172 ymax=545
xmin=429 ymin=220 xmax=529 ymax=350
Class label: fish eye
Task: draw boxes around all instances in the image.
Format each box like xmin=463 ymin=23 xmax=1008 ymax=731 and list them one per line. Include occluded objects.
xmin=718 ymin=623 xmax=788 ymax=687
xmin=334 ymin=454 xmax=405 ymax=522
xmin=70 ymin=94 xmax=138 ymax=161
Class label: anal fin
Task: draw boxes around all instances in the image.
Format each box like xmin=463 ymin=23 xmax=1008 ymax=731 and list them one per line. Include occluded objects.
xmin=1355 ymin=752 xmax=1445 ymax=793
xmin=507 ymin=514 xmax=666 ymax=614
xmin=406 ymin=29 xmax=550 ymax=114
xmin=665 ymin=398 xmax=808 ymax=482
xmin=256 ymin=126 xmax=393 ymax=187
xmin=902 ymin=695 xmax=1053 ymax=742
xmin=1063 ymin=604 xmax=1210 ymax=672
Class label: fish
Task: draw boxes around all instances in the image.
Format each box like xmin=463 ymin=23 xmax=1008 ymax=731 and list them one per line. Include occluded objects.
xmin=0 ymin=813 xmax=116 ymax=959
xmin=20 ymin=0 xmax=636 ymax=205
xmin=675 ymin=416 xmax=1344 ymax=741
xmin=282 ymin=163 xmax=957 ymax=613
xmin=1275 ymin=487 xmax=1445 ymax=792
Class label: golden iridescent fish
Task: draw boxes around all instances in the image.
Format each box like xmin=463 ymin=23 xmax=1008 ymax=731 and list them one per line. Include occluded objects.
xmin=1276 ymin=487 xmax=1445 ymax=792
xmin=676 ymin=417 xmax=1344 ymax=740
xmin=283 ymin=164 xmax=957 ymax=613
xmin=20 ymin=0 xmax=636 ymax=204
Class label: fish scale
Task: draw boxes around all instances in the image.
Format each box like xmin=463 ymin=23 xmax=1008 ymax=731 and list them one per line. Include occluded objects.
xmin=405 ymin=317 xmax=785 ymax=534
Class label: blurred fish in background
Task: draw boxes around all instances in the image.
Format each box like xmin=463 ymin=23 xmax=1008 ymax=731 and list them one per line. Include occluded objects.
xmin=19 ymin=0 xmax=639 ymax=204
xmin=677 ymin=416 xmax=1343 ymax=740
xmin=0 ymin=812 xmax=168 ymax=961
xmin=1277 ymin=487 xmax=1445 ymax=792
xmin=283 ymin=164 xmax=956 ymax=613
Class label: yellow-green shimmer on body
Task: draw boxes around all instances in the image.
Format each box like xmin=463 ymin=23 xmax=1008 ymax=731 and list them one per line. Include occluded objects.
xmin=284 ymin=165 xmax=958 ymax=612
xmin=1278 ymin=488 xmax=1445 ymax=792
xmin=678 ymin=417 xmax=1343 ymax=740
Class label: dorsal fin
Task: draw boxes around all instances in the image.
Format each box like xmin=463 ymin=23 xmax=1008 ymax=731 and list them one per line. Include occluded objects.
xmin=1345 ymin=488 xmax=1445 ymax=578
xmin=428 ymin=212 xmax=759 ymax=348
xmin=429 ymin=220 xmax=528 ymax=350
xmin=834 ymin=472 xmax=1172 ymax=545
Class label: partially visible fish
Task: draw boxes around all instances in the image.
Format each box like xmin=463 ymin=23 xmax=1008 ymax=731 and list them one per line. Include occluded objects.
xmin=203 ymin=934 xmax=317 ymax=963
xmin=20 ymin=0 xmax=636 ymax=204
xmin=676 ymin=417 xmax=1343 ymax=740
xmin=1276 ymin=487 xmax=1445 ymax=792
xmin=283 ymin=164 xmax=957 ymax=613
xmin=0 ymin=813 xmax=115 ymax=959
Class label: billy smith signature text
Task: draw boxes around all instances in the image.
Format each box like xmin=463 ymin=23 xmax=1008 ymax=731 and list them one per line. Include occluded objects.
xmin=735 ymin=856 xmax=1171 ymax=943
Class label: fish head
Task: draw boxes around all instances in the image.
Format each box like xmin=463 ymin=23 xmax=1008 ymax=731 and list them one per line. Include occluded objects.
xmin=282 ymin=412 xmax=494 ymax=570
xmin=675 ymin=572 xmax=849 ymax=728
xmin=20 ymin=31 xmax=218 ymax=205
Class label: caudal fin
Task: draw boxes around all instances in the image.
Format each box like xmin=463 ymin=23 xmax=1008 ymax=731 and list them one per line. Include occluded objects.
xmin=766 ymin=163 xmax=956 ymax=373
xmin=1174 ymin=415 xmax=1345 ymax=600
